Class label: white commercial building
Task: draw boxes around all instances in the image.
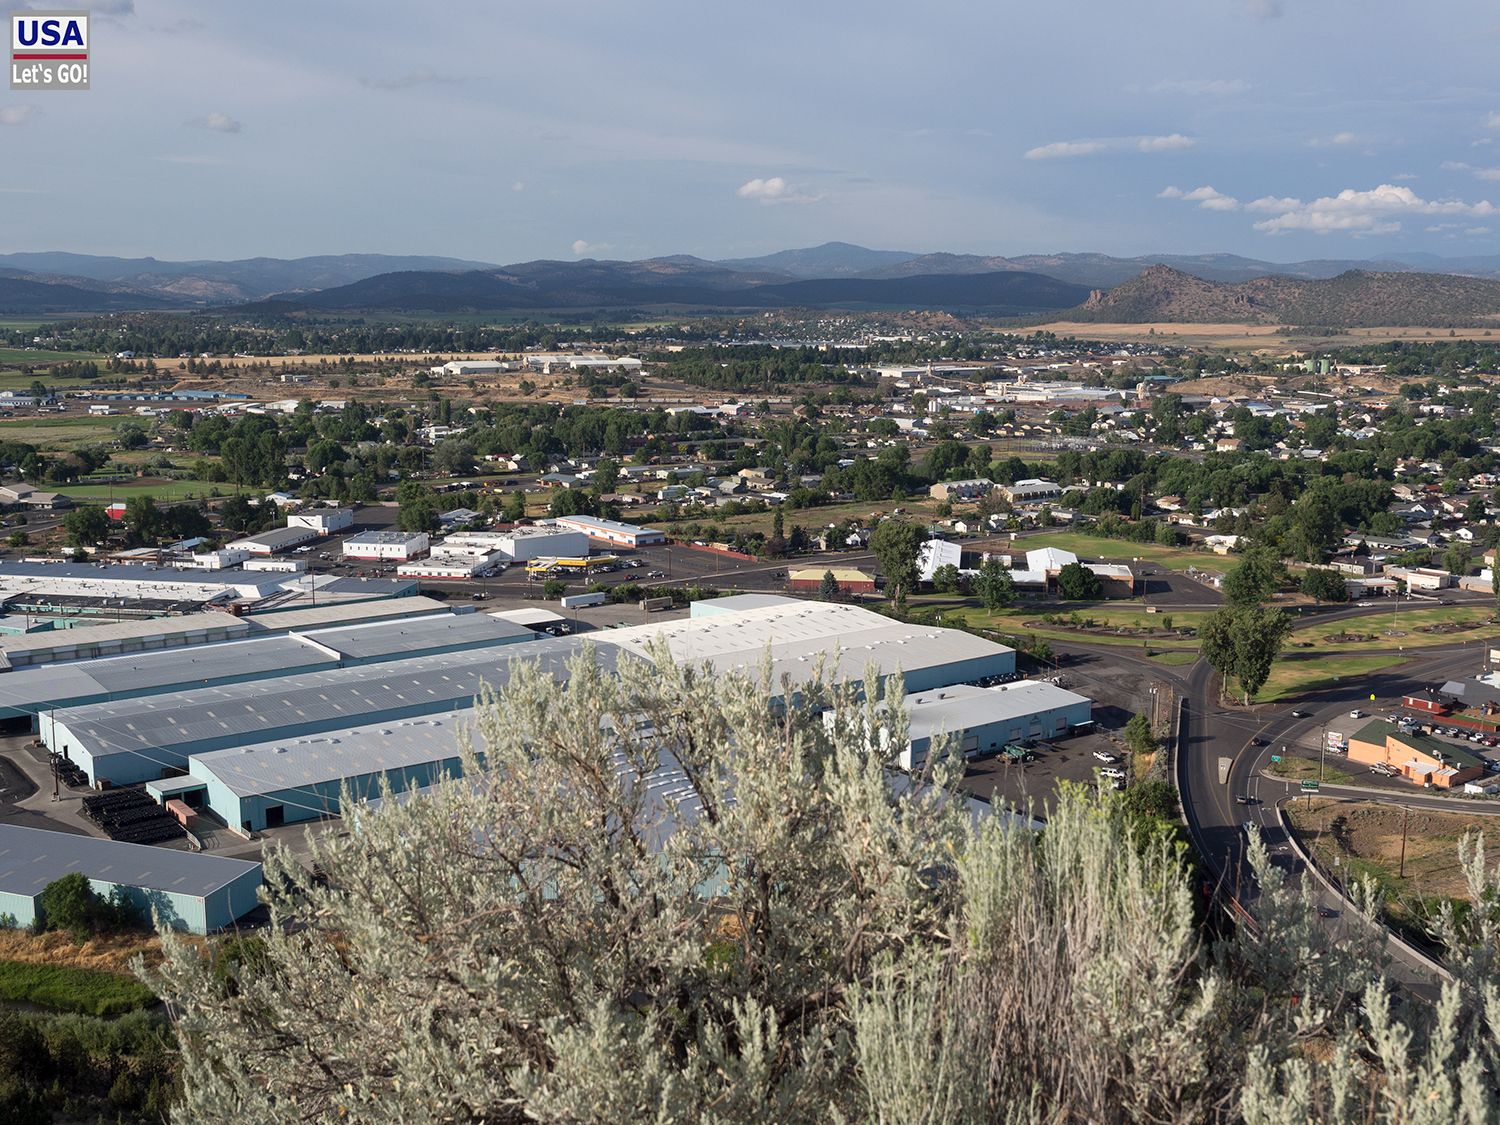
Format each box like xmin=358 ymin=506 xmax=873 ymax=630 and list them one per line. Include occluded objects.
xmin=228 ymin=526 xmax=320 ymax=556
xmin=918 ymin=539 xmax=963 ymax=583
xmin=396 ymin=545 xmax=506 ymax=580
xmin=892 ymin=681 xmax=1093 ymax=771
xmin=491 ymin=526 xmax=591 ymax=562
xmin=342 ymin=531 xmax=430 ymax=561
xmin=552 ymin=515 xmax=665 ymax=549
xmin=287 ymin=508 xmax=354 ymax=535
xmin=433 ymin=360 xmax=509 ymax=377
xmin=1001 ymin=478 xmax=1063 ymax=504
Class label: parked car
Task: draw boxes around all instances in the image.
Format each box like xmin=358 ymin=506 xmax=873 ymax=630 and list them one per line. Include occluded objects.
xmin=1317 ymin=906 xmax=1339 ymax=919
xmin=1291 ymin=710 xmax=1310 ymax=718
xmin=1092 ymin=751 xmax=1117 ymax=764
xmin=1100 ymin=766 xmax=1125 ymax=780
xmin=1349 ymin=709 xmax=1364 ymax=719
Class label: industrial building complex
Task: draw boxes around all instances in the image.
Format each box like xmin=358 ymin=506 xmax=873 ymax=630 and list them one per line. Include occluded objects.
xmin=0 ymin=553 xmax=1099 ymax=935
xmin=25 ymin=594 xmax=1096 ymax=848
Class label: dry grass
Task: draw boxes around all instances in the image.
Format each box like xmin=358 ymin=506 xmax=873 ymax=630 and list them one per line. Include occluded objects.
xmin=1287 ymin=798 xmax=1495 ymax=902
xmin=178 ymin=350 xmax=526 ymax=370
xmin=0 ymin=927 xmax=194 ymax=974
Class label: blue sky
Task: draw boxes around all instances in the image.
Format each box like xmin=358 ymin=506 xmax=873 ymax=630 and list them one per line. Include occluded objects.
xmin=5 ymin=0 xmax=1500 ymax=263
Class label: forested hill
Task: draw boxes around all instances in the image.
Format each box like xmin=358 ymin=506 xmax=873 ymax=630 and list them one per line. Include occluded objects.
xmin=242 ymin=266 xmax=1090 ymax=315
xmin=1065 ymin=264 xmax=1500 ymax=327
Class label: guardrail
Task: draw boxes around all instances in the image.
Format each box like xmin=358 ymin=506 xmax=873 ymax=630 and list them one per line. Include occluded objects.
xmin=1275 ymin=803 xmax=1453 ymax=985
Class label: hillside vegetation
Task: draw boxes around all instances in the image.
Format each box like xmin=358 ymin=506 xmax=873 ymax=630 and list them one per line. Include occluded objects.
xmin=1067 ymin=264 xmax=1500 ymax=327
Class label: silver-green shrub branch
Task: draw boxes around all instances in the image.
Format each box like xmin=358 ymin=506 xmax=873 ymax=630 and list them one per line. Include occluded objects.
xmin=149 ymin=648 xmax=1500 ymax=1123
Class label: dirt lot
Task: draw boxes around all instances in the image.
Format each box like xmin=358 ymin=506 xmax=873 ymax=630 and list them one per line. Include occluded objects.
xmin=1286 ymin=798 xmax=1493 ymax=904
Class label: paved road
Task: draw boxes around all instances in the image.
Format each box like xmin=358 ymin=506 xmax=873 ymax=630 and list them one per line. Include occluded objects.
xmin=1175 ymin=639 xmax=1486 ymax=997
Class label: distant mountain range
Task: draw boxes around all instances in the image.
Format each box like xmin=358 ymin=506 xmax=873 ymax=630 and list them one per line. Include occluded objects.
xmin=242 ymin=263 xmax=1091 ymax=316
xmin=1070 ymin=264 xmax=1500 ymax=328
xmin=7 ymin=243 xmax=1500 ymax=321
xmin=0 ymin=273 xmax=177 ymax=313
xmin=0 ymin=252 xmax=499 ymax=306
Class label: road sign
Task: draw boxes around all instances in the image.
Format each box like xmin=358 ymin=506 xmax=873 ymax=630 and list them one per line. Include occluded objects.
xmin=1301 ymin=779 xmax=1320 ymax=792
xmin=1271 ymin=754 xmax=1282 ymax=763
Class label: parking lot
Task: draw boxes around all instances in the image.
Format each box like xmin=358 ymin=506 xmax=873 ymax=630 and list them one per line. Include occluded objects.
xmin=961 ymin=728 xmax=1129 ymax=817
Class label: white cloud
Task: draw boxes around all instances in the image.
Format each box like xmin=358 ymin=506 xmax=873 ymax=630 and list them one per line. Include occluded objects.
xmin=1245 ymin=195 xmax=1304 ymax=213
xmin=511 ymin=181 xmax=525 ymax=193
xmin=1148 ymin=78 xmax=1249 ymax=96
xmin=189 ymin=113 xmax=242 ymax=134
xmin=1161 ymin=184 xmax=1239 ymax=210
xmin=1485 ymin=111 xmax=1500 ymax=129
xmin=735 ymin=176 xmax=819 ymax=204
xmin=1331 ymin=131 xmax=1356 ymax=145
xmin=1252 ymin=184 xmax=1500 ymax=236
xmin=1247 ymin=0 xmax=1282 ymax=18
xmin=1028 ymin=135 xmax=1194 ymax=160
xmin=1444 ymin=161 xmax=1500 ymax=182
xmin=570 ymin=239 xmax=610 ymax=256
xmin=1024 ymin=140 xmax=1106 ymax=160
xmin=1138 ymin=133 xmax=1196 ymax=152
xmin=0 ymin=105 xmax=36 ymax=126
xmin=1469 ymin=226 xmax=1494 ymax=235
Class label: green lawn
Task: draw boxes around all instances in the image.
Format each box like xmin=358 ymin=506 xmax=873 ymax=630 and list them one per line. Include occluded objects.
xmin=1288 ymin=605 xmax=1500 ymax=653
xmin=0 ymin=347 xmax=105 ymax=365
xmin=1149 ymin=649 xmax=1200 ymax=667
xmin=1257 ymin=652 xmax=1408 ymax=703
xmin=52 ymin=477 xmax=231 ymax=502
xmin=1018 ymin=531 xmax=1225 ymax=574
xmin=0 ymin=416 xmax=130 ymax=449
xmin=943 ymin=602 xmax=1203 ymax=653
xmin=0 ymin=959 xmax=156 ymax=1016
xmin=1268 ymin=755 xmax=1358 ymax=785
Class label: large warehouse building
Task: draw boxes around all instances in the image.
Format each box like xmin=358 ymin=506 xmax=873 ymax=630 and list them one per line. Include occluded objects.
xmin=0 ymin=824 xmax=262 ymax=934
xmin=593 ymin=600 xmax=1015 ymax=698
xmin=0 ymin=612 xmax=532 ymax=728
xmin=40 ymin=616 xmax=541 ymax=784
xmin=29 ymin=596 xmax=1068 ymax=842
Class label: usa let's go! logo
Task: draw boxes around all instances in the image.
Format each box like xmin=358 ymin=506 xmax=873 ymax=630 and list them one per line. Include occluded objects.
xmin=11 ymin=10 xmax=89 ymax=90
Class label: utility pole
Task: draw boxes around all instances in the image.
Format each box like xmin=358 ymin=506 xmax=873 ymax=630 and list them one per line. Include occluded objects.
xmin=1319 ymin=721 xmax=1327 ymax=784
xmin=1399 ymin=804 xmax=1410 ymax=879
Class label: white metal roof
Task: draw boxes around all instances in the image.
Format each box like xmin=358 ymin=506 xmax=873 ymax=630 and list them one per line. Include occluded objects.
xmin=241 ymin=595 xmax=450 ymax=633
xmin=902 ymin=681 xmax=1091 ymax=740
xmin=53 ymin=636 xmax=620 ymax=760
xmin=0 ymin=823 xmax=259 ymax=898
xmin=592 ymin=602 xmax=1012 ymax=687
xmin=553 ymin=515 xmax=662 ymax=537
xmin=193 ymin=714 xmax=471 ymax=798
